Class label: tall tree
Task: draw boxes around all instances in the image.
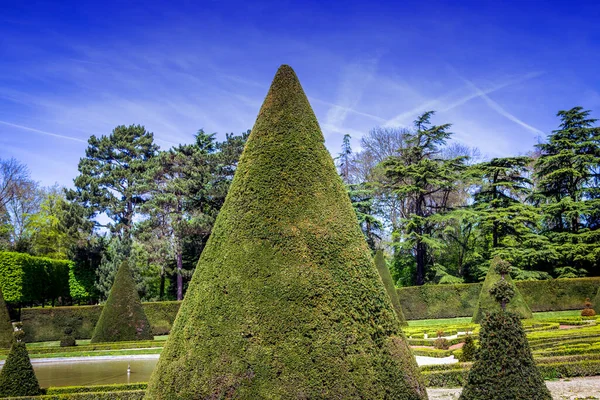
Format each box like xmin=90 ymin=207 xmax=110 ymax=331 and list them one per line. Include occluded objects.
xmin=533 ymin=107 xmax=600 ymax=274
xmin=69 ymin=125 xmax=158 ymax=242
xmin=381 ymin=111 xmax=468 ymax=285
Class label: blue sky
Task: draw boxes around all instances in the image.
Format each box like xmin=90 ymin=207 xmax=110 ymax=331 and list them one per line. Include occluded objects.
xmin=1 ymin=0 xmax=599 ymax=188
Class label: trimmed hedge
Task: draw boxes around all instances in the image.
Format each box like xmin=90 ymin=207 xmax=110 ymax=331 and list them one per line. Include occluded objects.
xmin=0 ymin=252 xmax=70 ymax=306
xmin=47 ymin=383 xmax=147 ymax=395
xmin=4 ymin=391 xmax=145 ymax=399
xmin=21 ymin=302 xmax=180 ymax=342
xmin=397 ymin=277 xmax=600 ymax=320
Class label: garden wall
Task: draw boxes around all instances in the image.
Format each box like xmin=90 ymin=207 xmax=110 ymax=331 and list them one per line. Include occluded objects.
xmin=397 ymin=277 xmax=600 ymax=320
xmin=21 ymin=301 xmax=180 ymax=342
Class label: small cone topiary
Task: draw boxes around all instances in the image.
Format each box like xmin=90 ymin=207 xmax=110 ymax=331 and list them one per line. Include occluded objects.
xmin=90 ymin=261 xmax=152 ymax=343
xmin=144 ymin=65 xmax=427 ymax=399
xmin=472 ymin=256 xmax=532 ymax=323
xmin=459 ymin=267 xmax=551 ymax=400
xmin=0 ymin=328 xmax=41 ymax=397
xmin=60 ymin=326 xmax=76 ymax=347
xmin=458 ymin=335 xmax=477 ymax=362
xmin=374 ymin=249 xmax=408 ymax=326
xmin=0 ymin=288 xmax=14 ymax=349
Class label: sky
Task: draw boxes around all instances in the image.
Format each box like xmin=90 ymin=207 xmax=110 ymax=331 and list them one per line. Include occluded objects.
xmin=1 ymin=0 xmax=599 ymax=188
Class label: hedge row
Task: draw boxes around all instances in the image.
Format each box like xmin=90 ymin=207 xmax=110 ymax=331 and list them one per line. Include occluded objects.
xmin=46 ymin=383 xmax=146 ymax=395
xmin=423 ymin=358 xmax=600 ymax=387
xmin=0 ymin=252 xmax=71 ymax=306
xmin=21 ymin=302 xmax=180 ymax=342
xmin=4 ymin=391 xmax=145 ymax=399
xmin=397 ymin=277 xmax=600 ymax=319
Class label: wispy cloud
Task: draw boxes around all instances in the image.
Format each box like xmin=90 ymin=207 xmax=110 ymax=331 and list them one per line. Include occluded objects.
xmin=453 ymin=70 xmax=545 ymax=135
xmin=0 ymin=120 xmax=87 ymax=143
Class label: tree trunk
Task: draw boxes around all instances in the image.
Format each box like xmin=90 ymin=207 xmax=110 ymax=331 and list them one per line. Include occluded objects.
xmin=416 ymin=239 xmax=425 ymax=285
xmin=159 ymin=269 xmax=165 ymax=300
xmin=176 ymin=251 xmax=183 ymax=301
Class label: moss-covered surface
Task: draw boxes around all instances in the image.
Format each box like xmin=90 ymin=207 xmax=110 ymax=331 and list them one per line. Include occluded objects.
xmin=375 ymin=250 xmax=408 ymax=326
xmin=459 ymin=311 xmax=551 ymax=399
xmin=0 ymin=289 xmax=13 ymax=349
xmin=145 ymin=65 xmax=426 ymax=399
xmin=0 ymin=340 xmax=41 ymax=397
xmin=90 ymin=262 xmax=152 ymax=343
xmin=471 ymin=263 xmax=532 ymax=323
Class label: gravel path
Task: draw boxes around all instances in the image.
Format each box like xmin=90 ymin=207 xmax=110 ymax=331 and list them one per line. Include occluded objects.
xmin=427 ymin=376 xmax=600 ymax=399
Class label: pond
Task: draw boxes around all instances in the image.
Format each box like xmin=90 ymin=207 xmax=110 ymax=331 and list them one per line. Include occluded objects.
xmin=2 ymin=355 xmax=455 ymax=388
xmin=26 ymin=357 xmax=156 ymax=388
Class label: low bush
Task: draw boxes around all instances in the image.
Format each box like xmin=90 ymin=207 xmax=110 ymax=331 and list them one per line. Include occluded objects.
xmin=459 ymin=335 xmax=477 ymax=362
xmin=581 ymin=298 xmax=596 ymax=317
xmin=3 ymin=390 xmax=145 ymax=399
xmin=411 ymin=347 xmax=454 ymax=357
xmin=21 ymin=301 xmax=180 ymax=342
xmin=433 ymin=337 xmax=450 ymax=350
xmin=46 ymin=383 xmax=147 ymax=394
xmin=60 ymin=327 xmax=76 ymax=347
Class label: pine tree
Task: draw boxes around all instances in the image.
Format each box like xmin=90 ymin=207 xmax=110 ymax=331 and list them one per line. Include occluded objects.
xmin=533 ymin=107 xmax=600 ymax=275
xmin=460 ymin=264 xmax=550 ymax=400
xmin=0 ymin=329 xmax=41 ymax=397
xmin=374 ymin=249 xmax=407 ymax=326
xmin=0 ymin=288 xmax=13 ymax=348
xmin=381 ymin=111 xmax=468 ymax=285
xmin=472 ymin=257 xmax=532 ymax=323
xmin=91 ymin=261 xmax=152 ymax=343
xmin=144 ymin=65 xmax=427 ymax=400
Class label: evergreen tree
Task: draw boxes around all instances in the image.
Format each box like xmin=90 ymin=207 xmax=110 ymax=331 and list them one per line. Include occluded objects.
xmin=374 ymin=249 xmax=407 ymax=325
xmin=69 ymin=125 xmax=158 ymax=242
xmin=0 ymin=329 xmax=41 ymax=397
xmin=533 ymin=107 xmax=600 ymax=275
xmin=0 ymin=288 xmax=13 ymax=349
xmin=472 ymin=257 xmax=532 ymax=323
xmin=460 ymin=262 xmax=550 ymax=400
xmin=145 ymin=65 xmax=426 ymax=400
xmin=348 ymin=182 xmax=383 ymax=251
xmin=91 ymin=261 xmax=152 ymax=343
xmin=381 ymin=111 xmax=468 ymax=285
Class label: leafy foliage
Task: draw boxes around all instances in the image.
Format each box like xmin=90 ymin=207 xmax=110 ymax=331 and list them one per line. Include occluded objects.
xmin=91 ymin=261 xmax=152 ymax=343
xmin=0 ymin=332 xmax=41 ymax=397
xmin=145 ymin=65 xmax=427 ymax=399
xmin=459 ymin=311 xmax=551 ymax=400
xmin=374 ymin=249 xmax=407 ymax=325
xmin=472 ymin=257 xmax=532 ymax=322
xmin=459 ymin=335 xmax=477 ymax=362
xmin=0 ymin=288 xmax=13 ymax=348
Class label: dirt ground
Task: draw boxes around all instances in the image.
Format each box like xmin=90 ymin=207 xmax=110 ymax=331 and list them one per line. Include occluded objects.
xmin=426 ymin=376 xmax=600 ymax=400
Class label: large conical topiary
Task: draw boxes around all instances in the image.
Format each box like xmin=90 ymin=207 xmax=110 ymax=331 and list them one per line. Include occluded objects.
xmin=472 ymin=257 xmax=532 ymax=323
xmin=0 ymin=329 xmax=41 ymax=397
xmin=0 ymin=288 xmax=14 ymax=348
xmin=375 ymin=249 xmax=407 ymax=326
xmin=145 ymin=65 xmax=427 ymax=400
xmin=460 ymin=266 xmax=551 ymax=400
xmin=90 ymin=261 xmax=152 ymax=343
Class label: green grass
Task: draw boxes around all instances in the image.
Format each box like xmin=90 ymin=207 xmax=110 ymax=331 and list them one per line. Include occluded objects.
xmin=532 ymin=310 xmax=582 ymax=319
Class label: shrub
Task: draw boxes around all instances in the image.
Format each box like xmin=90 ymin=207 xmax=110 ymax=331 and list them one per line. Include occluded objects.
xmin=91 ymin=261 xmax=152 ymax=343
xmin=459 ymin=335 xmax=477 ymax=362
xmin=472 ymin=257 xmax=532 ymax=323
xmin=460 ymin=311 xmax=551 ymax=399
xmin=0 ymin=330 xmax=41 ymax=397
xmin=594 ymin=285 xmax=600 ymax=314
xmin=374 ymin=249 xmax=407 ymax=326
xmin=397 ymin=277 xmax=600 ymax=320
xmin=581 ymin=297 xmax=596 ymax=317
xmin=0 ymin=252 xmax=70 ymax=306
xmin=20 ymin=301 xmax=180 ymax=342
xmin=145 ymin=65 xmax=427 ymax=399
xmin=0 ymin=288 xmax=14 ymax=348
xmin=434 ymin=337 xmax=450 ymax=350
xmin=60 ymin=326 xmax=76 ymax=347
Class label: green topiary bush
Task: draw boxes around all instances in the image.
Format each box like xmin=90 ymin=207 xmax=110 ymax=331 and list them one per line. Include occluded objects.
xmin=472 ymin=257 xmax=532 ymax=323
xmin=460 ymin=271 xmax=551 ymax=399
xmin=90 ymin=261 xmax=152 ymax=343
xmin=459 ymin=335 xmax=477 ymax=362
xmin=0 ymin=329 xmax=41 ymax=397
xmin=593 ymin=286 xmax=600 ymax=314
xmin=374 ymin=249 xmax=407 ymax=326
xmin=0 ymin=288 xmax=14 ymax=349
xmin=144 ymin=65 xmax=427 ymax=400
xmin=581 ymin=297 xmax=596 ymax=317
xmin=434 ymin=337 xmax=450 ymax=350
xmin=60 ymin=326 xmax=76 ymax=347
